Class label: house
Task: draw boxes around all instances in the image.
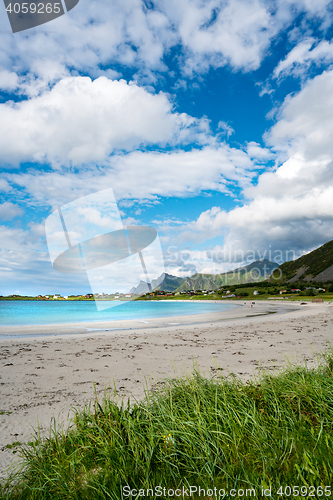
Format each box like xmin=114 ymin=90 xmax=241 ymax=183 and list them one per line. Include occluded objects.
xmin=279 ymin=290 xmax=287 ymax=294
xmin=253 ymin=290 xmax=259 ymax=295
xmin=53 ymin=294 xmax=61 ymax=299
xmin=125 ymin=294 xmax=131 ymax=298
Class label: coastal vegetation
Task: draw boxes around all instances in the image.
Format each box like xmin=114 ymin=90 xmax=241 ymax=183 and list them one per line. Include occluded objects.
xmin=138 ymin=282 xmax=333 ymax=302
xmin=2 ymin=283 xmax=333 ymax=302
xmin=1 ymin=351 xmax=333 ymax=499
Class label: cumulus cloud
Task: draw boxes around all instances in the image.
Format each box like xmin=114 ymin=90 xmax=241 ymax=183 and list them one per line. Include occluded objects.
xmin=0 ymin=0 xmax=173 ymax=87
xmin=246 ymin=142 xmax=274 ymax=161
xmin=0 ymin=0 xmax=332 ymax=85
xmin=4 ymin=145 xmax=256 ymax=207
xmin=0 ymin=76 xmax=212 ymax=167
xmin=217 ymin=121 xmax=234 ymax=137
xmin=0 ymin=179 xmax=11 ymax=192
xmin=266 ymin=69 xmax=333 ymax=161
xmin=156 ymin=0 xmax=331 ymax=74
xmin=0 ymin=202 xmax=23 ymax=221
xmin=274 ymin=38 xmax=333 ymax=79
xmin=177 ymin=189 xmax=333 ymax=250
xmin=0 ymin=70 xmax=19 ymax=92
xmin=165 ymin=69 xmax=333 ymax=260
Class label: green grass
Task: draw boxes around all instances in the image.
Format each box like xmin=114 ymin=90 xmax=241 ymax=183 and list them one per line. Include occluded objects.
xmin=2 ymin=353 xmax=333 ymax=499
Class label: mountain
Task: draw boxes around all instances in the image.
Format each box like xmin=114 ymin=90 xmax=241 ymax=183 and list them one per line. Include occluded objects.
xmin=129 ymin=260 xmax=278 ymax=294
xmin=129 ymin=273 xmax=184 ymax=294
xmin=271 ymin=239 xmax=333 ymax=283
xmin=154 ymin=273 xmax=185 ymax=292
xmin=175 ymin=259 xmax=278 ymax=291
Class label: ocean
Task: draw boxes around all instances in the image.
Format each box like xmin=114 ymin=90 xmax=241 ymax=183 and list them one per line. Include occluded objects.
xmin=0 ymin=300 xmax=239 ymax=327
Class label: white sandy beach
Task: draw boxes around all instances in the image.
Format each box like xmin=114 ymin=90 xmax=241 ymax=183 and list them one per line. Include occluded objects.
xmin=0 ymin=300 xmax=332 ymax=479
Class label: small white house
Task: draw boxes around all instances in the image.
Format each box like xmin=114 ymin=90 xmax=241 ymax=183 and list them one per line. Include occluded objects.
xmin=253 ymin=290 xmax=259 ymax=295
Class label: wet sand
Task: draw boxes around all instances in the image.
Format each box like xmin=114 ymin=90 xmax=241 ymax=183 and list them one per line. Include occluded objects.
xmin=0 ymin=300 xmax=332 ymax=479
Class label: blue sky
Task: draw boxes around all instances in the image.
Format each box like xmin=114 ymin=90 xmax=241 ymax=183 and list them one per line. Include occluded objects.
xmin=1 ymin=0 xmax=333 ymax=295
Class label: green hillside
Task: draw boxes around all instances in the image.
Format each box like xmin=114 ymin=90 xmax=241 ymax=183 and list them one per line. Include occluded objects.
xmin=155 ymin=273 xmax=185 ymax=292
xmin=130 ymin=260 xmax=278 ymax=294
xmin=271 ymin=239 xmax=333 ymax=283
xmin=175 ymin=259 xmax=278 ymax=291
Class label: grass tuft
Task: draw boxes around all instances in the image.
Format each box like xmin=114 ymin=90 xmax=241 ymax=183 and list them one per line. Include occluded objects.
xmin=1 ymin=352 xmax=333 ymax=499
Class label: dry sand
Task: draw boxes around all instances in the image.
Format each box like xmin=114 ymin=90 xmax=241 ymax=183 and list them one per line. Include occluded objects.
xmin=0 ymin=300 xmax=332 ymax=479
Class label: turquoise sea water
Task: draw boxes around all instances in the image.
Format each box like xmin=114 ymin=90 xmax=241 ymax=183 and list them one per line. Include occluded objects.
xmin=0 ymin=300 xmax=239 ymax=327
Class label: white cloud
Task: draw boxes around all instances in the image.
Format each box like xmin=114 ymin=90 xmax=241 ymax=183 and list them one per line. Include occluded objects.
xmin=0 ymin=225 xmax=90 ymax=295
xmin=165 ymin=69 xmax=333 ymax=258
xmin=121 ymin=216 xmax=141 ymax=226
xmin=0 ymin=202 xmax=23 ymax=221
xmin=0 ymin=76 xmax=213 ymax=167
xmin=4 ymin=145 xmax=256 ymax=207
xmin=217 ymin=121 xmax=234 ymax=137
xmin=256 ymin=81 xmax=274 ymax=97
xmin=274 ymin=38 xmax=333 ymax=79
xmin=158 ymin=0 xmax=274 ymax=73
xmin=0 ymin=179 xmax=11 ymax=192
xmin=154 ymin=0 xmax=332 ymax=74
xmin=171 ymin=185 xmax=333 ymax=259
xmin=0 ymin=0 xmax=332 ymax=85
xmin=266 ymin=69 xmax=333 ymax=161
xmin=0 ymin=0 xmax=173 ymax=87
xmin=0 ymin=70 xmax=19 ymax=92
xmin=1 ymin=0 xmax=333 ymax=289
xmin=246 ymin=142 xmax=273 ymax=160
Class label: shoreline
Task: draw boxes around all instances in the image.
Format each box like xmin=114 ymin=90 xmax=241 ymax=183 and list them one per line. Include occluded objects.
xmin=0 ymin=300 xmax=301 ymax=340
xmin=1 ymin=301 xmax=332 ymax=480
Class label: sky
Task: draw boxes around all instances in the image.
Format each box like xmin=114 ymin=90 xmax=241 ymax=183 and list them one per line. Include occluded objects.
xmin=1 ymin=0 xmax=333 ymax=295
